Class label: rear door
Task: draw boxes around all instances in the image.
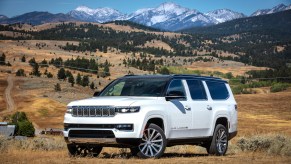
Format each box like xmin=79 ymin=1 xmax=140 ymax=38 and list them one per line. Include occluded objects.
xmin=186 ymin=80 xmax=213 ymax=137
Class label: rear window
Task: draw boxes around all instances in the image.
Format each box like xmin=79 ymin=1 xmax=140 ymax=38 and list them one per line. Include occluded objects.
xmin=206 ymin=81 xmax=229 ymax=100
xmin=186 ymin=80 xmax=207 ymax=100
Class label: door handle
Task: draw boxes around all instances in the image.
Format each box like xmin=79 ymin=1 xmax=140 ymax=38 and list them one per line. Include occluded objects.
xmin=185 ymin=106 xmax=191 ymax=111
xmin=207 ymin=106 xmax=212 ymax=110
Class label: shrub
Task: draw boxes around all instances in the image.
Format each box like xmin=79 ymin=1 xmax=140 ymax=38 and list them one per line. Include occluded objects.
xmin=270 ymin=83 xmax=289 ymax=93
xmin=17 ymin=121 xmax=35 ymax=137
xmin=159 ymin=67 xmax=170 ymax=75
xmin=54 ymin=83 xmax=61 ymax=92
xmin=46 ymin=72 xmax=53 ymax=78
xmin=237 ymin=135 xmax=291 ymax=156
xmin=16 ymin=69 xmax=25 ymax=76
xmin=0 ymin=136 xmax=66 ymax=152
xmin=10 ymin=112 xmax=35 ymax=137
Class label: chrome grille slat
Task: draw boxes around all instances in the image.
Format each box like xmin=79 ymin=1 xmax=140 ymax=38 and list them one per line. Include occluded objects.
xmin=72 ymin=106 xmax=115 ymax=117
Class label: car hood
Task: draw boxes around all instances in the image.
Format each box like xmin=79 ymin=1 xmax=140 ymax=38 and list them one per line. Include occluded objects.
xmin=67 ymin=96 xmax=159 ymax=107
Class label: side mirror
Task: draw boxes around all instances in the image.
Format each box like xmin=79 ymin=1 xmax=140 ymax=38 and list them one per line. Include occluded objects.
xmin=93 ymin=91 xmax=100 ymax=97
xmin=165 ymin=91 xmax=186 ymax=101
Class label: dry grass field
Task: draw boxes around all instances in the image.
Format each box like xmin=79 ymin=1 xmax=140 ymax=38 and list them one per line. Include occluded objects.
xmin=0 ymin=26 xmax=290 ymax=163
xmin=0 ymin=71 xmax=290 ymax=163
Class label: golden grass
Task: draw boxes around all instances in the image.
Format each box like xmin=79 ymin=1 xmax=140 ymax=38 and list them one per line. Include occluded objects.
xmin=143 ymin=40 xmax=173 ymax=51
xmin=1 ymin=135 xmax=291 ymax=164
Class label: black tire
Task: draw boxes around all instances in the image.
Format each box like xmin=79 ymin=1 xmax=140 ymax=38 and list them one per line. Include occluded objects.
xmin=136 ymin=124 xmax=166 ymax=158
xmin=130 ymin=147 xmax=139 ymax=156
xmin=207 ymin=124 xmax=228 ymax=156
xmin=90 ymin=146 xmax=103 ymax=157
xmin=67 ymin=144 xmax=103 ymax=157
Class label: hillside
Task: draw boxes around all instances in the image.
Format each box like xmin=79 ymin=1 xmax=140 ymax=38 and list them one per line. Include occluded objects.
xmin=0 ymin=12 xmax=77 ymax=25
xmin=182 ymin=10 xmax=291 ymax=68
xmin=182 ymin=10 xmax=291 ymax=39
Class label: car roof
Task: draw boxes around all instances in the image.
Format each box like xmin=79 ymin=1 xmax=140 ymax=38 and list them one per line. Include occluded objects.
xmin=121 ymin=74 xmax=228 ymax=83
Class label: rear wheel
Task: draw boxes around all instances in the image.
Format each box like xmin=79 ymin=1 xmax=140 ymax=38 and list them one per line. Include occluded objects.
xmin=67 ymin=144 xmax=103 ymax=157
xmin=136 ymin=124 xmax=166 ymax=158
xmin=207 ymin=124 xmax=228 ymax=155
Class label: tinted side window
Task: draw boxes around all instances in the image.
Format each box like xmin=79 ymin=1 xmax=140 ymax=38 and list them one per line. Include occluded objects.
xmin=206 ymin=81 xmax=229 ymax=100
xmin=186 ymin=80 xmax=207 ymax=100
xmin=167 ymin=80 xmax=186 ymax=97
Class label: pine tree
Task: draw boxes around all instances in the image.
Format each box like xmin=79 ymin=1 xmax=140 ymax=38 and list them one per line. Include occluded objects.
xmin=76 ymin=73 xmax=82 ymax=85
xmin=21 ymin=55 xmax=26 ymax=62
xmin=54 ymin=83 xmax=61 ymax=92
xmin=57 ymin=68 xmax=66 ymax=80
xmin=82 ymin=75 xmax=89 ymax=87
xmin=103 ymin=60 xmax=110 ymax=77
xmin=0 ymin=53 xmax=5 ymax=65
xmin=28 ymin=57 xmax=36 ymax=66
xmin=16 ymin=69 xmax=25 ymax=76
xmin=47 ymin=72 xmax=53 ymax=78
xmin=90 ymin=82 xmax=95 ymax=90
xmin=31 ymin=63 xmax=41 ymax=77
xmin=68 ymin=74 xmax=75 ymax=87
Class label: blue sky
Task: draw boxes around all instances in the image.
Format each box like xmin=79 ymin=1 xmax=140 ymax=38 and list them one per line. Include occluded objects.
xmin=0 ymin=0 xmax=290 ymax=17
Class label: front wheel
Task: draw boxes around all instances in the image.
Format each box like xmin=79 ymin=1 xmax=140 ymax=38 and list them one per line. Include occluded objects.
xmin=207 ymin=124 xmax=228 ymax=155
xmin=136 ymin=123 xmax=166 ymax=158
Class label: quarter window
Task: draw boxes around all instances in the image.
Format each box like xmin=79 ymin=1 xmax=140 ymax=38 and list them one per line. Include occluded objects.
xmin=206 ymin=81 xmax=229 ymax=100
xmin=186 ymin=80 xmax=207 ymax=100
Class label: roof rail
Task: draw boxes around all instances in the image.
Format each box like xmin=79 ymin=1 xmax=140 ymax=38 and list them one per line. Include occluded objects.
xmin=172 ymin=74 xmax=221 ymax=80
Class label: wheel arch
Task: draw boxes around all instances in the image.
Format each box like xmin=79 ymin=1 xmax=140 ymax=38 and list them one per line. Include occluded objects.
xmin=139 ymin=115 xmax=166 ymax=138
xmin=214 ymin=117 xmax=228 ymax=133
xmin=146 ymin=117 xmax=165 ymax=131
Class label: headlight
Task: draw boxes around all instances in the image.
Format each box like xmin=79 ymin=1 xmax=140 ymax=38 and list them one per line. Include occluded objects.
xmin=66 ymin=106 xmax=73 ymax=114
xmin=115 ymin=106 xmax=140 ymax=113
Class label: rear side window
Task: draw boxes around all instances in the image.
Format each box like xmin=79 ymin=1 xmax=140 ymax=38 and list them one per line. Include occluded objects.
xmin=186 ymin=80 xmax=207 ymax=100
xmin=206 ymin=81 xmax=229 ymax=100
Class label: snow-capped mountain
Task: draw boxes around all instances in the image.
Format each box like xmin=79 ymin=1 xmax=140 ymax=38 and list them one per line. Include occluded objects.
xmin=251 ymin=4 xmax=291 ymax=16
xmin=68 ymin=2 xmax=221 ymax=31
xmin=68 ymin=6 xmax=125 ymax=23
xmin=126 ymin=2 xmax=216 ymax=30
xmin=0 ymin=15 xmax=8 ymax=21
xmin=2 ymin=2 xmax=290 ymax=31
xmin=67 ymin=2 xmax=251 ymax=31
xmin=205 ymin=9 xmax=246 ymax=23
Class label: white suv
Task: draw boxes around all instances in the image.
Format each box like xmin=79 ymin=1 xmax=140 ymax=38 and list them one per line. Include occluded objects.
xmin=64 ymin=75 xmax=237 ymax=158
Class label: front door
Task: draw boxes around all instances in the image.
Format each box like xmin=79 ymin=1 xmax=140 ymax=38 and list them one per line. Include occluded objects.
xmin=166 ymin=80 xmax=193 ymax=138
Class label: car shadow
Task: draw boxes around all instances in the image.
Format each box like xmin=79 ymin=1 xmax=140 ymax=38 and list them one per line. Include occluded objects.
xmin=100 ymin=152 xmax=209 ymax=159
xmin=162 ymin=153 xmax=209 ymax=158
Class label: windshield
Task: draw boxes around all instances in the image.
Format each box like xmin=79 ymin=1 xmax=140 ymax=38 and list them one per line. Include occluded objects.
xmin=99 ymin=78 xmax=169 ymax=97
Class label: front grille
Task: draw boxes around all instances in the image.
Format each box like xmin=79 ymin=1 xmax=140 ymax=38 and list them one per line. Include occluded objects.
xmin=69 ymin=130 xmax=115 ymax=138
xmin=72 ymin=106 xmax=115 ymax=117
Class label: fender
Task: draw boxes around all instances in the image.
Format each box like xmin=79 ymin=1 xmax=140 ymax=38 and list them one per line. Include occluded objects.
xmin=139 ymin=114 xmax=166 ymax=138
xmin=210 ymin=114 xmax=230 ymax=135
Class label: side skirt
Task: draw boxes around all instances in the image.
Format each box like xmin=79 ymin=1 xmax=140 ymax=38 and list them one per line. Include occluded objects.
xmin=167 ymin=137 xmax=212 ymax=147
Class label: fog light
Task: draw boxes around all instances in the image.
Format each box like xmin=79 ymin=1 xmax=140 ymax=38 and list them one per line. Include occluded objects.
xmin=115 ymin=124 xmax=133 ymax=131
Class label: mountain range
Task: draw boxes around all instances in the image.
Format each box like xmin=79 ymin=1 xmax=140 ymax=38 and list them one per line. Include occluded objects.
xmin=0 ymin=2 xmax=290 ymax=31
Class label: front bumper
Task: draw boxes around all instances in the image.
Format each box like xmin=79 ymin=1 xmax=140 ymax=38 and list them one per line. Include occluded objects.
xmin=64 ymin=136 xmax=141 ymax=147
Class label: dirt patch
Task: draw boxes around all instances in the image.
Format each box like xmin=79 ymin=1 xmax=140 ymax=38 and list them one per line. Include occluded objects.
xmin=0 ymin=73 xmax=7 ymax=112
